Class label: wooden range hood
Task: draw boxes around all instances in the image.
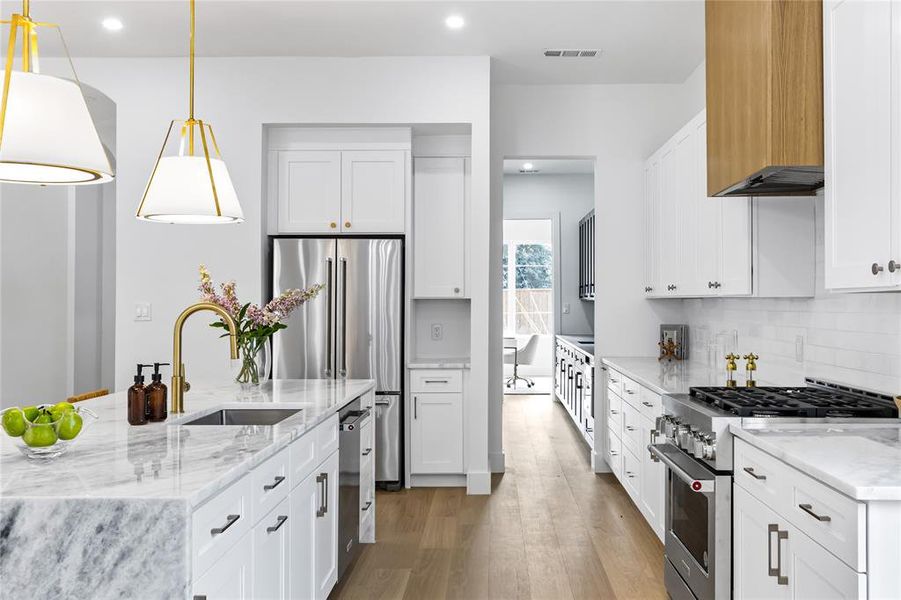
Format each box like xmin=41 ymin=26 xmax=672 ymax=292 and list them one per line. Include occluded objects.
xmin=705 ymin=0 xmax=824 ymax=197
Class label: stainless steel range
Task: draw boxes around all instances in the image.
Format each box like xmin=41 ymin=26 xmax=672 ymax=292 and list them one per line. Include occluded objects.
xmin=649 ymin=378 xmax=898 ymax=600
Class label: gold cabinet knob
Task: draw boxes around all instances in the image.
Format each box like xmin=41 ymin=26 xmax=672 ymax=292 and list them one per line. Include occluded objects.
xmin=329 ymin=222 xmax=337 ymax=229
xmin=344 ymin=221 xmax=351 ymax=229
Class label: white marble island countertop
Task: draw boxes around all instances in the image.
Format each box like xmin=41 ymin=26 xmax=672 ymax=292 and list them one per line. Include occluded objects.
xmin=1 ymin=378 xmax=375 ymax=506
xmin=732 ymin=422 xmax=901 ymax=501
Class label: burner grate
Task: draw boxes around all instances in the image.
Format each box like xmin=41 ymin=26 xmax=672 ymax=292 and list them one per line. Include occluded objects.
xmin=689 ymin=386 xmax=898 ymax=418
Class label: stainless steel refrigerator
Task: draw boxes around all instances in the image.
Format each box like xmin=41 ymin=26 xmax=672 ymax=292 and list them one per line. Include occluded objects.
xmin=272 ymin=237 xmax=403 ymax=487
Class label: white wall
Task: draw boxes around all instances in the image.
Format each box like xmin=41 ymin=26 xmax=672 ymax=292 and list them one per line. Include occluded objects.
xmin=504 ymin=173 xmax=595 ymax=335
xmin=67 ymin=55 xmax=493 ymax=492
xmin=490 ymin=76 xmax=706 ymax=468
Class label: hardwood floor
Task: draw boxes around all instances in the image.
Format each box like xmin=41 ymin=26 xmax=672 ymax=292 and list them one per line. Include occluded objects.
xmin=332 ymin=394 xmax=666 ymax=599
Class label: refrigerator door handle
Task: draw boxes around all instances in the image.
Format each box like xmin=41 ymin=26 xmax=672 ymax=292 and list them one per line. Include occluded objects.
xmin=339 ymin=257 xmax=348 ymax=378
xmin=325 ymin=257 xmax=334 ymax=378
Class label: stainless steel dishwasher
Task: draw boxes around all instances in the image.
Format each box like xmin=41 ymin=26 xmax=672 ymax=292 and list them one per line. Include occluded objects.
xmin=337 ymin=400 xmax=370 ymax=580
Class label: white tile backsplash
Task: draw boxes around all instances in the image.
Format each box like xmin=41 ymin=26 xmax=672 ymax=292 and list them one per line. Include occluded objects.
xmin=684 ymin=196 xmax=901 ymax=394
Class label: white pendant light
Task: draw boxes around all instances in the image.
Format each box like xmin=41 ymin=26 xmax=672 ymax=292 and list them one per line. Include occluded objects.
xmin=136 ymin=0 xmax=243 ymax=224
xmin=0 ymin=1 xmax=114 ymax=185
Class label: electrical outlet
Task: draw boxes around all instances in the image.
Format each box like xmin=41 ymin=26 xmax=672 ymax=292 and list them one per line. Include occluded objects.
xmin=562 ymin=303 xmax=571 ymax=315
xmin=135 ymin=302 xmax=152 ymax=322
xmin=795 ymin=335 xmax=804 ymax=363
xmin=431 ymin=323 xmax=444 ymax=341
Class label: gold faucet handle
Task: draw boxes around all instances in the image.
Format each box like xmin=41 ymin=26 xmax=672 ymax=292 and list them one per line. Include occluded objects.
xmin=725 ymin=353 xmax=740 ymax=371
xmin=743 ymin=353 xmax=759 ymax=371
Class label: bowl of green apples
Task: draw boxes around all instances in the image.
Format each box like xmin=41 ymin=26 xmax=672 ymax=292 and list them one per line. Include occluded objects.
xmin=1 ymin=402 xmax=98 ymax=460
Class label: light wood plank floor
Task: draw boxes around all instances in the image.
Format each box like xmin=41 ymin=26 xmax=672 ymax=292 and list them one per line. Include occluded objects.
xmin=332 ymin=394 xmax=666 ymax=599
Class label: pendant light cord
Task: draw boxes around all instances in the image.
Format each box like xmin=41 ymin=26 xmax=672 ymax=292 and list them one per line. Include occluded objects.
xmin=189 ymin=0 xmax=194 ymax=120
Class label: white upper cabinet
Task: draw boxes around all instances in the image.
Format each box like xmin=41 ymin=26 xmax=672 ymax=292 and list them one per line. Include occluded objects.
xmin=278 ymin=151 xmax=342 ymax=233
xmin=644 ymin=110 xmax=813 ymax=299
xmin=413 ymin=157 xmax=470 ymax=298
xmin=270 ymin=129 xmax=409 ymax=235
xmin=824 ymin=0 xmax=897 ymax=290
xmin=340 ymin=150 xmax=406 ymax=233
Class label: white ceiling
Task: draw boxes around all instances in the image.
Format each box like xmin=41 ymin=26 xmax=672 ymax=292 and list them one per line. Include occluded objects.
xmin=503 ymin=158 xmax=594 ymax=175
xmin=26 ymin=0 xmax=705 ymax=84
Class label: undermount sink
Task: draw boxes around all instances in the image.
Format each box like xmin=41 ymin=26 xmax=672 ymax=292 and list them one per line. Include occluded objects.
xmin=180 ymin=408 xmax=301 ymax=426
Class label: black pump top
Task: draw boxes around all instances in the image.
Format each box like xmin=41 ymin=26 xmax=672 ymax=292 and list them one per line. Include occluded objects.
xmin=151 ymin=362 xmax=170 ymax=383
xmin=134 ymin=363 xmax=152 ymax=385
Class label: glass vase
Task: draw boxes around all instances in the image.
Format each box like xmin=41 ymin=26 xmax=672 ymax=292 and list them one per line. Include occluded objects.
xmin=234 ymin=338 xmax=271 ymax=389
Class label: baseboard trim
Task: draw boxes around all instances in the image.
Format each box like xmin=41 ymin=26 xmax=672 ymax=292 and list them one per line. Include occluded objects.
xmin=466 ymin=470 xmax=492 ymax=495
xmin=592 ymin=450 xmax=612 ymax=474
xmin=409 ymin=474 xmax=466 ymax=488
xmin=489 ymin=451 xmax=505 ymax=473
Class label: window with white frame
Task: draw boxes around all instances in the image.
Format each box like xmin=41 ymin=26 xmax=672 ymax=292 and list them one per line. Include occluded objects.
xmin=502 ymin=220 xmax=553 ymax=335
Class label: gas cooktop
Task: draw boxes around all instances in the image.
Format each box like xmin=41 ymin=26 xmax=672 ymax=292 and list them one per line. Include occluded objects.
xmin=689 ymin=384 xmax=898 ymax=418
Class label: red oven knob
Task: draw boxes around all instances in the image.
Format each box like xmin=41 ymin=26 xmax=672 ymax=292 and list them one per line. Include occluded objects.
xmin=691 ymin=481 xmax=703 ymax=492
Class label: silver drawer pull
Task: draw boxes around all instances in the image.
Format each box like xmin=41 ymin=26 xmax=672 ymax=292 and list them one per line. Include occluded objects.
xmin=263 ymin=475 xmax=286 ymax=491
xmin=625 ymin=389 xmax=635 ymax=395
xmin=798 ymin=503 xmax=831 ymax=522
xmin=266 ymin=515 xmax=288 ymax=533
xmin=609 ymin=409 xmax=619 ymax=415
xmin=626 ymin=471 xmax=636 ymax=478
xmin=609 ymin=378 xmax=619 ymax=383
xmin=609 ymin=450 xmax=618 ymax=456
xmin=743 ymin=467 xmax=766 ymax=481
xmin=625 ymin=425 xmax=636 ymax=432
xmin=641 ymin=401 xmax=654 ymax=408
xmin=210 ymin=514 xmax=240 ymax=536
xmin=362 ymin=448 xmax=372 ymax=456
xmin=424 ymin=379 xmax=449 ymax=384
xmin=362 ymin=501 xmax=373 ymax=511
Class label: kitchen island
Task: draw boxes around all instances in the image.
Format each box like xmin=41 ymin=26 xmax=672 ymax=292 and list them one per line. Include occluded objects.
xmin=0 ymin=378 xmax=375 ymax=599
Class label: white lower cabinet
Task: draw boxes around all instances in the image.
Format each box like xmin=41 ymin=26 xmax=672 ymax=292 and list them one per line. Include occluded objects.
xmin=605 ymin=366 xmax=664 ymax=541
xmin=734 ymin=484 xmax=866 ymax=600
xmin=192 ymin=409 xmax=350 ymax=600
xmin=253 ymin=498 xmax=290 ymax=600
xmin=193 ymin=530 xmax=254 ymax=599
xmin=409 ymin=369 xmax=464 ymax=476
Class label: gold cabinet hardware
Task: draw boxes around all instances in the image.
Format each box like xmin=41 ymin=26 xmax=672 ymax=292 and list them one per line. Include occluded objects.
xmin=329 ymin=222 xmax=337 ymax=229
xmin=344 ymin=221 xmax=351 ymax=229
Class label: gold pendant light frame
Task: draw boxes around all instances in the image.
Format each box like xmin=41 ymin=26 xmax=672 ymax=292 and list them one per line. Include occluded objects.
xmin=136 ymin=0 xmax=242 ymax=223
xmin=0 ymin=0 xmax=112 ymax=184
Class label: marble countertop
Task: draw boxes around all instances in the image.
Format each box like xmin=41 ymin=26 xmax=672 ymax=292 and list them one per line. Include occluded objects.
xmin=556 ymin=334 xmax=595 ymax=357
xmin=600 ymin=356 xmax=744 ymax=395
xmin=0 ymin=379 xmax=375 ymax=506
xmin=732 ymin=422 xmax=901 ymax=501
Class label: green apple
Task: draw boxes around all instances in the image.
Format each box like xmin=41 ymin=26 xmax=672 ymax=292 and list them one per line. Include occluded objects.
xmin=1 ymin=408 xmax=26 ymax=437
xmin=57 ymin=411 xmax=83 ymax=440
xmin=22 ymin=406 xmax=39 ymax=422
xmin=23 ymin=415 xmax=58 ymax=447
xmin=49 ymin=402 xmax=75 ymax=422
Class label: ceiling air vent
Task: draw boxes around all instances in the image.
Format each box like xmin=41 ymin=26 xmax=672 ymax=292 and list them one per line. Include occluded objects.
xmin=544 ymin=49 xmax=600 ymax=58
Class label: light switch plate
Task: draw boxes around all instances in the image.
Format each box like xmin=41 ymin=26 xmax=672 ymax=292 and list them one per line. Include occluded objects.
xmin=562 ymin=303 xmax=571 ymax=315
xmin=135 ymin=302 xmax=152 ymax=322
xmin=431 ymin=323 xmax=443 ymax=341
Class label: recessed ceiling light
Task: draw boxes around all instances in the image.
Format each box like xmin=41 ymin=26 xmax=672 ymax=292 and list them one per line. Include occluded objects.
xmin=102 ymin=17 xmax=124 ymax=31
xmin=522 ymin=162 xmax=534 ymax=170
xmin=445 ymin=15 xmax=465 ymax=30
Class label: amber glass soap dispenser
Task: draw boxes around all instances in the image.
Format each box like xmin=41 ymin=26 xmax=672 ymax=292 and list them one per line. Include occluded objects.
xmin=128 ymin=364 xmax=152 ymax=425
xmin=146 ymin=362 xmax=170 ymax=422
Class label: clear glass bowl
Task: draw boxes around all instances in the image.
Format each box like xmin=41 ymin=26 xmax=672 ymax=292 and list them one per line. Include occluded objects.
xmin=1 ymin=405 xmax=98 ymax=460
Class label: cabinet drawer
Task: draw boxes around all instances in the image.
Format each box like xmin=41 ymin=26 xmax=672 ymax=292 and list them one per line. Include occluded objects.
xmin=622 ymin=447 xmax=642 ymax=503
xmin=638 ymin=387 xmax=662 ymax=420
xmin=607 ymin=428 xmax=623 ymax=478
xmin=410 ymin=369 xmax=463 ymax=393
xmin=606 ymin=368 xmax=624 ymax=397
xmin=192 ymin=474 xmax=253 ymax=579
xmin=251 ymin=448 xmax=290 ymax=525
xmin=607 ymin=391 xmax=623 ymax=432
xmin=317 ymin=413 xmax=340 ymax=458
xmin=621 ymin=376 xmax=641 ymax=403
xmin=735 ymin=438 xmax=866 ymax=571
xmin=621 ymin=401 xmax=643 ymax=456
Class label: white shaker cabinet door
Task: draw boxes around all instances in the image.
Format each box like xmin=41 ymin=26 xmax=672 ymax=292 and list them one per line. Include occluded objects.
xmin=639 ymin=416 xmax=664 ymax=539
xmin=278 ymin=151 xmax=342 ymax=233
xmin=734 ymin=485 xmax=791 ymax=600
xmin=192 ymin=530 xmax=253 ymax=600
xmin=253 ymin=498 xmax=290 ymax=600
xmin=673 ymin=122 xmax=700 ymax=297
xmin=824 ymin=0 xmax=894 ymax=289
xmin=643 ymin=155 xmax=661 ymax=296
xmin=694 ymin=117 xmax=722 ymax=296
xmin=314 ymin=450 xmax=340 ymax=600
xmin=658 ymin=144 xmax=681 ymax=296
xmin=288 ymin=471 xmax=318 ymax=600
xmin=340 ymin=150 xmax=406 ymax=233
xmin=410 ymin=392 xmax=464 ymax=474
xmin=413 ymin=157 xmax=467 ymax=298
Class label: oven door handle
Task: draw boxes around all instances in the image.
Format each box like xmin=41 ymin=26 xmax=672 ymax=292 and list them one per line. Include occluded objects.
xmin=649 ymin=444 xmax=715 ymax=493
